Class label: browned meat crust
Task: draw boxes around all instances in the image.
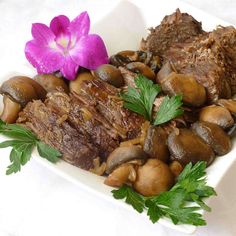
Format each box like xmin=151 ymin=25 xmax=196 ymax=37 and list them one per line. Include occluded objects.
xmin=77 ymin=79 xmax=144 ymax=139
xmin=164 ymin=26 xmax=236 ymax=102
xmin=17 ymin=100 xmax=99 ymax=170
xmin=142 ymin=9 xmax=236 ymax=102
xmin=141 ymin=8 xmax=204 ymax=55
xmin=17 ymin=79 xmax=144 ymax=170
xmin=45 ymin=90 xmax=119 ymax=160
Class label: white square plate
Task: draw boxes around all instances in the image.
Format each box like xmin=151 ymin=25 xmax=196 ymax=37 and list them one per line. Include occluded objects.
xmin=0 ymin=0 xmax=235 ymax=234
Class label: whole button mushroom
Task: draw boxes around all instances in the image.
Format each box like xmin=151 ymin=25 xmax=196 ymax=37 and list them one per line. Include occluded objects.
xmin=167 ymin=128 xmax=215 ymax=166
xmin=216 ymin=99 xmax=236 ymax=115
xmin=133 ymin=159 xmax=174 ymax=197
xmin=156 ymin=61 xmax=177 ymax=84
xmin=192 ymin=121 xmax=231 ymax=156
xmin=143 ymin=126 xmax=170 ymax=163
xmin=93 ymin=64 xmax=124 ymax=88
xmin=69 ymin=72 xmax=95 ymax=94
xmin=215 ymin=99 xmax=236 ymax=136
xmin=126 ymin=62 xmax=156 ymax=81
xmin=109 ymin=54 xmax=131 ymax=67
xmin=199 ymin=105 xmax=234 ymax=129
xmin=0 ymin=76 xmax=46 ymax=123
xmin=105 ymin=146 xmax=148 ymax=174
xmin=1 ymin=96 xmax=21 ymax=124
xmin=117 ymin=50 xmax=139 ymax=62
xmin=104 ymin=163 xmax=137 ymax=187
xmin=160 ymin=72 xmax=206 ymax=107
xmin=34 ymin=74 xmax=69 ymax=93
xmin=104 ymin=146 xmax=148 ymax=187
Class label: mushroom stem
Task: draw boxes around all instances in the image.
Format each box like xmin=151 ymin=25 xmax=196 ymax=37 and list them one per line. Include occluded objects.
xmin=1 ymin=95 xmax=21 ymax=123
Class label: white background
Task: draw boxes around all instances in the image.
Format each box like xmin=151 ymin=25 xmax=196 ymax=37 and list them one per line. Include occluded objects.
xmin=0 ymin=0 xmax=236 ymax=236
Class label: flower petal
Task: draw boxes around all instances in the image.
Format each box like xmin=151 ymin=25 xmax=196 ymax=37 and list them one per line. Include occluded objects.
xmin=50 ymin=15 xmax=70 ymax=37
xmin=60 ymin=56 xmax=79 ymax=80
xmin=70 ymin=34 xmax=108 ymax=70
xmin=69 ymin=11 xmax=90 ymax=40
xmin=25 ymin=40 xmax=64 ymax=74
xmin=31 ymin=23 xmax=55 ymax=45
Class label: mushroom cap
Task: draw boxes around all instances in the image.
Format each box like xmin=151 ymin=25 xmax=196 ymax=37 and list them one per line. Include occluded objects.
xmin=0 ymin=76 xmax=46 ymax=107
xmin=69 ymin=72 xmax=95 ymax=94
xmin=34 ymin=74 xmax=69 ymax=93
xmin=143 ymin=126 xmax=170 ymax=162
xmin=168 ymin=128 xmax=215 ymax=166
xmin=156 ymin=61 xmax=177 ymax=84
xmin=191 ymin=121 xmax=231 ymax=156
xmin=0 ymin=95 xmax=21 ymax=123
xmin=93 ymin=64 xmax=124 ymax=88
xmin=216 ymin=99 xmax=236 ymax=114
xmin=160 ymin=72 xmax=206 ymax=107
xmin=104 ymin=163 xmax=136 ymax=187
xmin=106 ymin=146 xmax=148 ymax=174
xmin=199 ymin=105 xmax=234 ymax=129
xmin=117 ymin=50 xmax=139 ymax=62
xmin=126 ymin=62 xmax=155 ymax=80
xmin=134 ymin=159 xmax=174 ymax=196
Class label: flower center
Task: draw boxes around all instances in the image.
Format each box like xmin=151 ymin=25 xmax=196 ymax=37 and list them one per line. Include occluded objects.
xmin=54 ymin=35 xmax=72 ymax=56
xmin=57 ymin=37 xmax=69 ymax=48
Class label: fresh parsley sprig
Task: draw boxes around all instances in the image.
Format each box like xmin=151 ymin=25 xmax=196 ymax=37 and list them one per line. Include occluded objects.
xmin=154 ymin=94 xmax=183 ymax=125
xmin=121 ymin=74 xmax=183 ymax=124
xmin=0 ymin=119 xmax=62 ymax=175
xmin=121 ymin=75 xmax=161 ymax=121
xmin=112 ymin=161 xmax=216 ymax=226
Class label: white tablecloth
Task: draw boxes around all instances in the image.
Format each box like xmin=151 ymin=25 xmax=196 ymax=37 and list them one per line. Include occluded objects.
xmin=0 ymin=1 xmax=236 ymax=235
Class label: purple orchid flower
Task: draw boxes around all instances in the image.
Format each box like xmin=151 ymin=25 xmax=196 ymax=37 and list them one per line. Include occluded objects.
xmin=25 ymin=12 xmax=108 ymax=80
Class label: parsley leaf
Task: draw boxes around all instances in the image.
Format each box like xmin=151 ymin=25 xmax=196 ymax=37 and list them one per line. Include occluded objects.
xmin=121 ymin=75 xmax=183 ymax=125
xmin=145 ymin=199 xmax=163 ymax=223
xmin=171 ymin=162 xmax=216 ymax=211
xmin=111 ymin=161 xmax=216 ymax=226
xmin=37 ymin=141 xmax=61 ymax=163
xmin=112 ymin=184 xmax=145 ymax=213
xmin=154 ymin=95 xmax=183 ymax=125
xmin=6 ymin=149 xmax=22 ymax=175
xmin=0 ymin=120 xmax=62 ymax=174
xmin=121 ymin=74 xmax=161 ymax=121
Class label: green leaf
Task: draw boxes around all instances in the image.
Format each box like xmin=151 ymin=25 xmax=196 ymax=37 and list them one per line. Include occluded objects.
xmin=154 ymin=189 xmax=186 ymax=208
xmin=112 ymin=185 xmax=128 ymax=199
xmin=0 ymin=119 xmax=62 ymax=174
xmin=121 ymin=74 xmax=161 ymax=121
xmin=36 ymin=141 xmax=62 ymax=163
xmin=135 ymin=75 xmax=161 ymax=121
xmin=122 ymin=90 xmax=148 ymax=119
xmin=190 ymin=193 xmax=211 ymax=212
xmin=125 ymin=186 xmax=146 ymax=213
xmin=19 ymin=143 xmax=34 ymax=165
xmin=146 ymin=199 xmax=163 ymax=223
xmin=0 ymin=140 xmax=24 ymax=148
xmin=121 ymin=75 xmax=183 ymax=125
xmin=111 ymin=185 xmax=145 ymax=213
xmin=163 ymin=206 xmax=206 ymax=226
xmin=6 ymin=149 xmax=22 ymax=175
xmin=111 ymin=161 xmax=216 ymax=226
xmin=154 ymin=95 xmax=183 ymax=125
xmin=179 ymin=161 xmax=206 ymax=181
xmin=195 ymin=185 xmax=217 ymax=198
xmin=0 ymin=122 xmax=37 ymax=140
